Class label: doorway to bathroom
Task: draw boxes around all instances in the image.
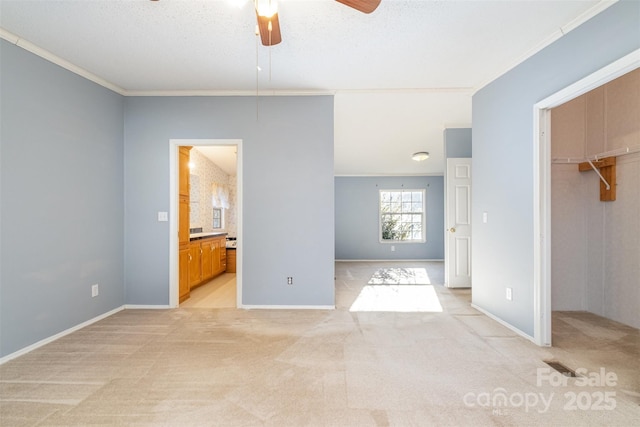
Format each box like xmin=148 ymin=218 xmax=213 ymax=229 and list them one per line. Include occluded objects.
xmin=168 ymin=139 xmax=243 ymax=308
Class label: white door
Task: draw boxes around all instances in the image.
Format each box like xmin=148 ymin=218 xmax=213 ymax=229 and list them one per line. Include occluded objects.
xmin=445 ymin=158 xmax=472 ymax=288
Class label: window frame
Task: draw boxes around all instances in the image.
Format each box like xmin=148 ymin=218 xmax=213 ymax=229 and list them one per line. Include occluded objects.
xmin=378 ymin=189 xmax=426 ymax=244
xmin=212 ymin=208 xmax=223 ymax=229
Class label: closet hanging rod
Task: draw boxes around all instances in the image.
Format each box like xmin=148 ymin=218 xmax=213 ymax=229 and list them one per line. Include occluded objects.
xmin=551 ymin=144 xmax=640 ymax=164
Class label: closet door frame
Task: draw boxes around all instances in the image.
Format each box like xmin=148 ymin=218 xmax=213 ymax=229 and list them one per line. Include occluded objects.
xmin=532 ymin=49 xmax=639 ymax=347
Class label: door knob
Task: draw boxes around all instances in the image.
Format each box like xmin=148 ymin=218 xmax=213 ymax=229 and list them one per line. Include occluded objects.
xmin=450 ymin=227 xmax=456 ymax=233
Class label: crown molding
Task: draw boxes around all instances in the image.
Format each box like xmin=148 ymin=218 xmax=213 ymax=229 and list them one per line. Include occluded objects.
xmin=124 ymin=89 xmax=336 ymax=97
xmin=1 ymin=27 xmax=127 ymax=95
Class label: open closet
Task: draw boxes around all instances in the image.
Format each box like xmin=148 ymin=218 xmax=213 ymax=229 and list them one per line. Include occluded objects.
xmin=550 ymin=67 xmax=639 ymax=329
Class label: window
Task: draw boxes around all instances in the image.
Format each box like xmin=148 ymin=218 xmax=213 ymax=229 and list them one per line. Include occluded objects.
xmin=212 ymin=208 xmax=223 ymax=229
xmin=379 ymin=189 xmax=425 ymax=242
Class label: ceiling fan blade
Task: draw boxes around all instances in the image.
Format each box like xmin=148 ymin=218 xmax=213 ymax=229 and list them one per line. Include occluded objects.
xmin=336 ymin=0 xmax=381 ymax=14
xmin=256 ymin=12 xmax=282 ymax=46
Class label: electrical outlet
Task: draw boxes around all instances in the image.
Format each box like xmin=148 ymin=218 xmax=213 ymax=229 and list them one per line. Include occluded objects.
xmin=92 ymin=284 xmax=99 ymax=298
xmin=506 ymin=287 xmax=512 ymax=301
xmin=391 ymin=245 xmax=395 ymax=252
xmin=287 ymin=277 xmax=293 ymax=285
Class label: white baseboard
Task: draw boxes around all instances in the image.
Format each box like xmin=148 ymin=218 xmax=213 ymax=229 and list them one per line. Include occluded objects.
xmin=240 ymin=305 xmax=335 ymax=310
xmin=471 ymin=303 xmax=537 ymax=344
xmin=0 ymin=306 xmax=125 ymax=365
xmin=335 ymin=259 xmax=444 ymax=262
xmin=446 ymin=284 xmax=472 ymax=289
xmin=124 ymin=304 xmax=172 ymax=310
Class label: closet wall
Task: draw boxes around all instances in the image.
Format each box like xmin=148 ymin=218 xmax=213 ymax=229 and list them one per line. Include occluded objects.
xmin=551 ymin=68 xmax=640 ymax=329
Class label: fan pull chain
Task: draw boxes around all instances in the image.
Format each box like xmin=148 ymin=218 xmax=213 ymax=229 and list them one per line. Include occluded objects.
xmin=268 ymin=19 xmax=273 ymax=82
xmin=269 ymin=21 xmax=272 ymax=82
xmin=256 ymin=24 xmax=260 ymax=121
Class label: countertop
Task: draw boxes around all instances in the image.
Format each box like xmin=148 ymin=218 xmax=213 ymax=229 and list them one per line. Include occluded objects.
xmin=189 ymin=231 xmax=227 ymax=241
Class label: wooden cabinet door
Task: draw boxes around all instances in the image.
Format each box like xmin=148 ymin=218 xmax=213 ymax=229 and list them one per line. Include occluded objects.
xmin=189 ymin=242 xmax=202 ymax=288
xmin=179 ymin=195 xmax=190 ymax=246
xmin=219 ymin=240 xmax=227 ymax=273
xmin=201 ymin=240 xmax=213 ymax=280
xmin=179 ymin=246 xmax=190 ymax=302
xmin=179 ymin=146 xmax=191 ymax=197
xmin=211 ymin=239 xmax=221 ymax=275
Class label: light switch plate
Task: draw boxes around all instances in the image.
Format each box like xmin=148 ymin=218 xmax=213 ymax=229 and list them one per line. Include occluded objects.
xmin=158 ymin=211 xmax=168 ymax=222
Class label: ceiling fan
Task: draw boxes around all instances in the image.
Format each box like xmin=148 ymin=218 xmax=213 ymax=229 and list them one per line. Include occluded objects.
xmin=149 ymin=1 xmax=381 ymax=47
xmin=257 ymin=0 xmax=381 ymax=46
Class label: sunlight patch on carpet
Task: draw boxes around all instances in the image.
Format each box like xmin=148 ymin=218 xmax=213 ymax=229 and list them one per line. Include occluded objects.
xmin=368 ymin=267 xmax=431 ymax=285
xmin=349 ymin=284 xmax=443 ymax=312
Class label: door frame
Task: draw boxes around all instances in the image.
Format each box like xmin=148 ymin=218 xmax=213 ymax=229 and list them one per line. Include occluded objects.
xmin=532 ymin=49 xmax=639 ymax=346
xmin=168 ymin=138 xmax=243 ymax=308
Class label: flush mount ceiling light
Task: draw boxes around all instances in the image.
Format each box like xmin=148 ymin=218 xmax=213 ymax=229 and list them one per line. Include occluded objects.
xmin=412 ymin=152 xmax=430 ymax=161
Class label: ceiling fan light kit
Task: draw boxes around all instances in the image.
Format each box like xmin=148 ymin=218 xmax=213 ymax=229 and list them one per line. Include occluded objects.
xmin=253 ymin=0 xmax=380 ymax=46
xmin=151 ymin=0 xmax=380 ymax=47
xmin=255 ymin=0 xmax=278 ymax=17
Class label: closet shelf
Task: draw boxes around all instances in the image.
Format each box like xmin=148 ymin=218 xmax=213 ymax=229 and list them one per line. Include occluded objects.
xmin=551 ymin=144 xmax=640 ymax=164
xmin=551 ymin=144 xmax=640 ymax=202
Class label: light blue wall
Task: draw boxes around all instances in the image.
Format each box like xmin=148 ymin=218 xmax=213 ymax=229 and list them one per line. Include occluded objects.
xmin=124 ymin=96 xmax=335 ymax=306
xmin=472 ymin=0 xmax=640 ymax=336
xmin=0 ymin=40 xmax=125 ymax=357
xmin=1 ymin=42 xmax=334 ymax=357
xmin=444 ymin=128 xmax=472 ymax=158
xmin=335 ymin=176 xmax=444 ymax=260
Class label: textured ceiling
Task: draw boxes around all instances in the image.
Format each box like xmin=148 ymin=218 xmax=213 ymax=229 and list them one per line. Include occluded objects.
xmin=0 ymin=0 xmax=611 ymax=174
xmin=193 ymin=145 xmax=238 ymax=176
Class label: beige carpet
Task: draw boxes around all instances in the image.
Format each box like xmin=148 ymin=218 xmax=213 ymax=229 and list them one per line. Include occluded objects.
xmin=1 ymin=261 xmax=638 ymax=426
